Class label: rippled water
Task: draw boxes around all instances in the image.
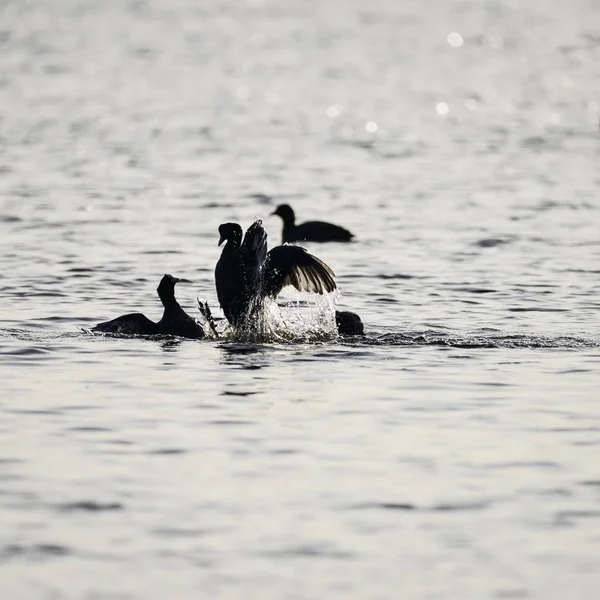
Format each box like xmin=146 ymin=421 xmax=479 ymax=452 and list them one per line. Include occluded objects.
xmin=2 ymin=0 xmax=600 ymax=598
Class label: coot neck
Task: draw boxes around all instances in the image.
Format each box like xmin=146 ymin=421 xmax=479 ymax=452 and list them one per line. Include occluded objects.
xmin=223 ymin=237 xmax=241 ymax=254
xmin=158 ymin=285 xmax=180 ymax=310
xmin=282 ymin=211 xmax=295 ymax=228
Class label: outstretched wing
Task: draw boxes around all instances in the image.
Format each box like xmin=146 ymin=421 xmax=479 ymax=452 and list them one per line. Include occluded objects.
xmin=262 ymin=245 xmax=336 ymax=298
xmin=241 ymin=220 xmax=268 ymax=281
xmin=92 ymin=313 xmax=160 ymax=335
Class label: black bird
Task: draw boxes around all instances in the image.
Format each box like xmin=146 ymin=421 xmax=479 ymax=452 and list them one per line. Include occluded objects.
xmin=215 ymin=220 xmax=337 ymax=328
xmin=335 ymin=310 xmax=364 ymax=336
xmin=92 ymin=274 xmax=204 ymax=339
xmin=272 ymin=204 xmax=354 ymax=243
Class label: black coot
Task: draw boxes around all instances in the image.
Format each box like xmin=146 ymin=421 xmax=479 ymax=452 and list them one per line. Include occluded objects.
xmin=215 ymin=220 xmax=337 ymax=328
xmin=272 ymin=204 xmax=354 ymax=243
xmin=92 ymin=274 xmax=204 ymax=339
xmin=335 ymin=310 xmax=364 ymax=336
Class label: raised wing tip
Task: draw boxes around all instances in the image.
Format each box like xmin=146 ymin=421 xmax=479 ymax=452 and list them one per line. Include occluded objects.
xmin=263 ymin=244 xmax=337 ymax=298
xmin=287 ymin=261 xmax=336 ymax=295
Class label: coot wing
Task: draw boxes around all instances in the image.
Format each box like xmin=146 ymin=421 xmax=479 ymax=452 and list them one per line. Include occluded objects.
xmin=240 ymin=220 xmax=268 ymax=277
xmin=92 ymin=313 xmax=160 ymax=335
xmin=262 ymin=245 xmax=336 ymax=298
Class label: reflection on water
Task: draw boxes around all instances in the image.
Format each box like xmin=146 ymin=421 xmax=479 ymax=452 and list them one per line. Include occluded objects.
xmin=159 ymin=338 xmax=184 ymax=352
xmin=219 ymin=343 xmax=270 ymax=356
xmin=1 ymin=0 xmax=600 ymax=598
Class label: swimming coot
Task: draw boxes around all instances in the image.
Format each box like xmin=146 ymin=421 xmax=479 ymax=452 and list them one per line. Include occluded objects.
xmin=272 ymin=204 xmax=354 ymax=243
xmin=215 ymin=220 xmax=337 ymax=328
xmin=335 ymin=310 xmax=364 ymax=336
xmin=92 ymin=274 xmax=204 ymax=339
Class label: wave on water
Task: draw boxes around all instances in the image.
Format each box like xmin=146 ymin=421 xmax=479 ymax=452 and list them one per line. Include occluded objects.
xmin=2 ymin=303 xmax=598 ymax=350
xmin=344 ymin=331 xmax=600 ymax=350
xmin=82 ymin=326 xmax=599 ymax=350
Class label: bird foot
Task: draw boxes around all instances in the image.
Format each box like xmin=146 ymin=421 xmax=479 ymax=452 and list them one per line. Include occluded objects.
xmin=197 ymin=298 xmax=219 ymax=337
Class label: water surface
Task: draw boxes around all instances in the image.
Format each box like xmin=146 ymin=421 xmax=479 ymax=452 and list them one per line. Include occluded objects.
xmin=1 ymin=0 xmax=600 ymax=598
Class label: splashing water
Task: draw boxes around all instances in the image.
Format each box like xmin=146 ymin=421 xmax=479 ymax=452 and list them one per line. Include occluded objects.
xmin=268 ymin=291 xmax=339 ymax=343
xmin=212 ymin=291 xmax=339 ymax=343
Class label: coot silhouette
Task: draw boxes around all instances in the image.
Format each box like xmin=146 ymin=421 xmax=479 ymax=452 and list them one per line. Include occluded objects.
xmin=335 ymin=310 xmax=364 ymax=336
xmin=272 ymin=204 xmax=354 ymax=243
xmin=92 ymin=274 xmax=204 ymax=339
xmin=215 ymin=220 xmax=337 ymax=328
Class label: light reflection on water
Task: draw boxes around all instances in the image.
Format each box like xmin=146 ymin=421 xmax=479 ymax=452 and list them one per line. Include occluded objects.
xmin=1 ymin=0 xmax=600 ymax=598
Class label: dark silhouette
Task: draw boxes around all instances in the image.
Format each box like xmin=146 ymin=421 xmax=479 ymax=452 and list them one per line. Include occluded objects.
xmin=335 ymin=310 xmax=364 ymax=336
xmin=215 ymin=220 xmax=336 ymax=328
xmin=272 ymin=204 xmax=354 ymax=243
xmin=92 ymin=274 xmax=204 ymax=339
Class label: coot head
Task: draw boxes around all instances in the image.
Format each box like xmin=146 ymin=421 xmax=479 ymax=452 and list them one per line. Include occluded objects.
xmin=335 ymin=310 xmax=364 ymax=336
xmin=157 ymin=273 xmax=191 ymax=296
xmin=271 ymin=204 xmax=295 ymax=225
xmin=218 ymin=222 xmax=243 ymax=247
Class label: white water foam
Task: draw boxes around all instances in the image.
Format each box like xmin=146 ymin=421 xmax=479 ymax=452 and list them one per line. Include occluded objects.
xmin=207 ymin=291 xmax=340 ymax=343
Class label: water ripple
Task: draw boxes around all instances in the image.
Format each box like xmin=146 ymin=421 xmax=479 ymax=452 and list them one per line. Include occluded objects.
xmin=56 ymin=501 xmax=124 ymax=512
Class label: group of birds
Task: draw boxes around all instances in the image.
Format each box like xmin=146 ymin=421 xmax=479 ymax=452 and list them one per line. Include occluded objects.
xmin=92 ymin=204 xmax=363 ymax=340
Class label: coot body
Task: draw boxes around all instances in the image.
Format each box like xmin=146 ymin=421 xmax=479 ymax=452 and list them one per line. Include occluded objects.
xmin=92 ymin=274 xmax=204 ymax=339
xmin=215 ymin=220 xmax=337 ymax=328
xmin=272 ymin=204 xmax=354 ymax=243
xmin=335 ymin=310 xmax=364 ymax=336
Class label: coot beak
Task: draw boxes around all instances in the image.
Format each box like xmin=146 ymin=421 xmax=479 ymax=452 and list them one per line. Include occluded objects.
xmin=218 ymin=235 xmax=225 ymax=246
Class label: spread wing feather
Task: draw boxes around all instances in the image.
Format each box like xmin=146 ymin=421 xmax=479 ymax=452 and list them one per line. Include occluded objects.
xmin=241 ymin=220 xmax=268 ymax=284
xmin=262 ymin=245 xmax=336 ymax=298
xmin=241 ymin=220 xmax=267 ymax=265
xmin=92 ymin=313 xmax=160 ymax=335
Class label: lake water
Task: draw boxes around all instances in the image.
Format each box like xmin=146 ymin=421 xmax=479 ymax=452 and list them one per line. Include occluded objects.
xmin=1 ymin=0 xmax=600 ymax=598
